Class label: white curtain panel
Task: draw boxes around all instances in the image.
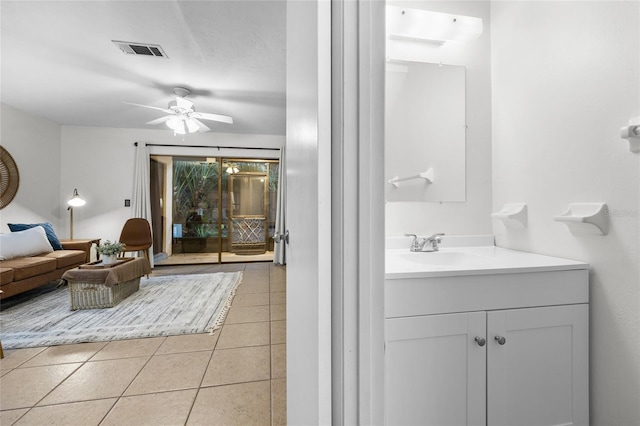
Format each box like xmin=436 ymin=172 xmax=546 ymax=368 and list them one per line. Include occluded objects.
xmin=132 ymin=143 xmax=154 ymax=267
xmin=274 ymin=146 xmax=287 ymax=265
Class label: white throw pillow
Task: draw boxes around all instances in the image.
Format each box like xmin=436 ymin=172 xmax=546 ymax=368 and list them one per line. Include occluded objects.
xmin=0 ymin=226 xmax=54 ymax=260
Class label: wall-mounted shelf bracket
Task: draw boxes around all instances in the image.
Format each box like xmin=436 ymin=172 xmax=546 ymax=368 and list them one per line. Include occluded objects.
xmin=491 ymin=203 xmax=527 ymax=228
xmin=554 ymin=203 xmax=609 ymax=235
xmin=620 ymin=116 xmax=640 ymax=153
xmin=388 ymin=168 xmax=434 ymax=188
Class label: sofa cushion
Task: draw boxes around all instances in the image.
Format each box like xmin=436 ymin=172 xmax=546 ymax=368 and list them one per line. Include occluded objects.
xmin=8 ymin=222 xmax=64 ymax=250
xmin=0 ymin=227 xmax=53 ymax=260
xmin=0 ymin=257 xmax=56 ymax=281
xmin=43 ymin=250 xmax=86 ymax=269
xmin=0 ymin=267 xmax=14 ymax=285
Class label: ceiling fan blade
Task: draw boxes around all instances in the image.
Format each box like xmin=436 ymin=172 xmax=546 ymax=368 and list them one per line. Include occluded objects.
xmin=122 ymin=101 xmax=174 ymax=114
xmin=191 ymin=112 xmax=233 ymax=124
xmin=146 ymin=116 xmax=173 ymax=125
xmin=191 ymin=118 xmax=211 ymax=132
xmin=176 ymin=96 xmax=194 ymax=111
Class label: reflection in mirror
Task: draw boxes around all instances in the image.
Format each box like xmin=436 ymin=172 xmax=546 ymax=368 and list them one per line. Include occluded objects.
xmin=385 ymin=61 xmax=466 ymax=202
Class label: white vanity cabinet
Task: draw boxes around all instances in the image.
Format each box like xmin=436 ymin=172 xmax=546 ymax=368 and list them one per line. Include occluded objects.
xmin=486 ymin=304 xmax=588 ymax=426
xmin=384 ymin=267 xmax=589 ymax=426
xmin=386 ymin=311 xmax=487 ymax=425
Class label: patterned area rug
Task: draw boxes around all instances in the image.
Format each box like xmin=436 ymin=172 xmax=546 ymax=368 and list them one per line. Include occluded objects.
xmin=0 ymin=272 xmax=242 ymax=349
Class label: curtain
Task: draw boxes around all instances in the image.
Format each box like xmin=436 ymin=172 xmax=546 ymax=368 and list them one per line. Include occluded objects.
xmin=273 ymin=146 xmax=286 ymax=265
xmin=132 ymin=143 xmax=154 ymax=267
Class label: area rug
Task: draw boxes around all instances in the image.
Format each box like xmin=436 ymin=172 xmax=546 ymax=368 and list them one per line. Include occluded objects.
xmin=0 ymin=272 xmax=242 ymax=349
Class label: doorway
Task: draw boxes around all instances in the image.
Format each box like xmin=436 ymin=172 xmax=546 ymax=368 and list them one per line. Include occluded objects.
xmin=151 ymin=155 xmax=279 ymax=265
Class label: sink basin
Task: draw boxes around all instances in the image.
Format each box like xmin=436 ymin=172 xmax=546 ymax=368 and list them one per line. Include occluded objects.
xmin=397 ymin=251 xmax=494 ymax=267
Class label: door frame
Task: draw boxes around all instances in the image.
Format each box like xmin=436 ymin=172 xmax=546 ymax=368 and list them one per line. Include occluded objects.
xmin=286 ymin=0 xmax=385 ymax=422
xmin=331 ymin=0 xmax=386 ymax=424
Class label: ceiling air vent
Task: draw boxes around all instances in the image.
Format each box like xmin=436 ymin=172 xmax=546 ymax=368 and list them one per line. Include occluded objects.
xmin=112 ymin=40 xmax=168 ymax=58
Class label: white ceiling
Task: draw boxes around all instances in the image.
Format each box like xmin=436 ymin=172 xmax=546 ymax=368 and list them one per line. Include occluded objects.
xmin=0 ymin=0 xmax=286 ymax=135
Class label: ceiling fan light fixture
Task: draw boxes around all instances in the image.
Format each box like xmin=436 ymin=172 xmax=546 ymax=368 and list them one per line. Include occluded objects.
xmin=175 ymin=120 xmax=186 ymax=135
xmin=173 ymin=87 xmax=191 ymax=98
xmin=166 ymin=116 xmax=181 ymax=130
xmin=167 ymin=116 xmax=187 ymax=135
xmin=166 ymin=116 xmax=199 ymax=135
xmin=185 ymin=118 xmax=199 ymax=133
xmin=125 ymin=86 xmax=233 ymax=134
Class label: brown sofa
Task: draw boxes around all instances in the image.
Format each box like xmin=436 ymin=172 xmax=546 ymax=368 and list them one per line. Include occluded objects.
xmin=0 ymin=242 xmax=89 ymax=299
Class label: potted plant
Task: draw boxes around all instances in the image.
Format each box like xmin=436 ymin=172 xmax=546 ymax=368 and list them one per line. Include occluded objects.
xmin=96 ymin=240 xmax=125 ymax=264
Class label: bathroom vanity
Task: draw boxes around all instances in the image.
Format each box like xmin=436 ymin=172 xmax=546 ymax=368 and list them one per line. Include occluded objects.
xmin=385 ymin=237 xmax=589 ymax=425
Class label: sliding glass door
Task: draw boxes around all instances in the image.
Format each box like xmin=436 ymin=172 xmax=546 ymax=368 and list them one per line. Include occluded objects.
xmin=229 ymin=173 xmax=268 ymax=255
xmin=153 ymin=156 xmax=278 ymax=264
xmin=172 ymin=158 xmax=221 ymax=258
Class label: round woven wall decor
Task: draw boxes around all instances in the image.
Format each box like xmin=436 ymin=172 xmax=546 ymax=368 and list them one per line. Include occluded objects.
xmin=0 ymin=146 xmax=20 ymax=209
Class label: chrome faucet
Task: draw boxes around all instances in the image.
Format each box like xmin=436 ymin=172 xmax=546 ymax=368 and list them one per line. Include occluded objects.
xmin=405 ymin=233 xmax=445 ymax=252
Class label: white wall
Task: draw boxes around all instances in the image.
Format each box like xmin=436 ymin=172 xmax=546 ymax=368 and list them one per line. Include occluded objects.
xmin=385 ymin=1 xmax=493 ymax=237
xmin=0 ymin=103 xmax=62 ymax=231
xmin=60 ymin=126 xmax=283 ymax=245
xmin=491 ymin=2 xmax=640 ymax=424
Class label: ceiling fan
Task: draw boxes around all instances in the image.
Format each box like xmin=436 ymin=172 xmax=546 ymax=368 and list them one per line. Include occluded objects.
xmin=124 ymin=87 xmax=233 ymax=134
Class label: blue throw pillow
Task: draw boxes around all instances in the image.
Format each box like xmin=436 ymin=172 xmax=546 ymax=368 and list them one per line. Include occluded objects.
xmin=8 ymin=222 xmax=64 ymax=250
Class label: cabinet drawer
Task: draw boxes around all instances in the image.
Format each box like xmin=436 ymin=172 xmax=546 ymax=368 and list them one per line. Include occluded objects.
xmin=385 ymin=269 xmax=588 ymax=318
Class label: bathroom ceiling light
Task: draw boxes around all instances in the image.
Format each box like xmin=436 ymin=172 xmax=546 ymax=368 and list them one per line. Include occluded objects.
xmin=386 ymin=6 xmax=483 ymax=45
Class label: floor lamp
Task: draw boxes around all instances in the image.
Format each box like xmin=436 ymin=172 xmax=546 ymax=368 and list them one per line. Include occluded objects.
xmin=67 ymin=188 xmax=86 ymax=239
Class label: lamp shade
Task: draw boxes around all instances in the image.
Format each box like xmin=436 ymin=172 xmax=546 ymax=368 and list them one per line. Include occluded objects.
xmin=166 ymin=115 xmax=199 ymax=134
xmin=68 ymin=188 xmax=86 ymax=207
xmin=185 ymin=118 xmax=199 ymax=133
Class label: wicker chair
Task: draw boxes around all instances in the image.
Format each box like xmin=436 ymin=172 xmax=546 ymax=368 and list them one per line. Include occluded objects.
xmin=231 ymin=217 xmax=267 ymax=255
xmin=118 ymin=218 xmax=152 ymax=269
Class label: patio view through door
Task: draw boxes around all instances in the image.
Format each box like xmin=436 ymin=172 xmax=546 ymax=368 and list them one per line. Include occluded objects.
xmin=229 ymin=173 xmax=268 ymax=255
xmin=150 ymin=156 xmax=279 ymax=265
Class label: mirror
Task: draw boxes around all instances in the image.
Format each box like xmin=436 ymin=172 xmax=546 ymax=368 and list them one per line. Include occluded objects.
xmin=385 ymin=61 xmax=466 ymax=202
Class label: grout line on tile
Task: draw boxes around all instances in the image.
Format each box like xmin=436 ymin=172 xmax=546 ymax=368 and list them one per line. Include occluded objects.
xmin=29 ymin=395 xmax=118 ymax=409
xmin=97 ymin=398 xmax=117 ymax=426
xmin=2 ymin=346 xmax=47 ymax=370
xmin=117 ymin=355 xmax=158 ymax=399
xmin=28 ymin=362 xmax=84 ymax=409
xmin=88 ymin=336 xmax=169 ymax=362
xmin=183 ymin=387 xmax=202 ymax=425
xmin=8 ymin=407 xmax=30 ymax=425
xmin=196 ymin=378 xmax=276 ymax=390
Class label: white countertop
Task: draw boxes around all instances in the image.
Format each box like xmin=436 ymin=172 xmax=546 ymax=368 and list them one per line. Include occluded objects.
xmin=385 ymin=236 xmax=589 ymax=279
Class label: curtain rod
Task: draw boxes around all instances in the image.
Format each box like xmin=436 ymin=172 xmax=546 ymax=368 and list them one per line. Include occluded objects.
xmin=133 ymin=142 xmax=280 ymax=151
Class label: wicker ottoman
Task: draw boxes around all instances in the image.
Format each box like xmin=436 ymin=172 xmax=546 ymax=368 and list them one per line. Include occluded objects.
xmin=68 ymin=277 xmax=140 ymax=310
xmin=62 ymin=257 xmax=151 ymax=310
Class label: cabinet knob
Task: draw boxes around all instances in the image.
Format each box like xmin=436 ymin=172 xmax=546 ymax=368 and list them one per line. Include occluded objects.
xmin=495 ymin=336 xmax=507 ymax=345
xmin=474 ymin=337 xmax=486 ymax=347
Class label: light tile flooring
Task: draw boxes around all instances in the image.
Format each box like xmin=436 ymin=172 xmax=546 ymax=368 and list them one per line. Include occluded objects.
xmin=0 ymin=262 xmax=286 ymax=426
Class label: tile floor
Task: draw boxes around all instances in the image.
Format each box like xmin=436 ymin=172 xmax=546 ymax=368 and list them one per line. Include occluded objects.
xmin=0 ymin=262 xmax=286 ymax=426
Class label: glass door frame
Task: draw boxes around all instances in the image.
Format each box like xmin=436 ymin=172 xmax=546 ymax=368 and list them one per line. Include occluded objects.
xmin=154 ymin=155 xmax=279 ymax=264
xmin=224 ymin=157 xmax=280 ymax=256
xmin=228 ymin=171 xmax=269 ymax=255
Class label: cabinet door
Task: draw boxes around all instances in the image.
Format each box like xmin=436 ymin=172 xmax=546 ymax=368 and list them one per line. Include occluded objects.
xmin=487 ymin=305 xmax=589 ymax=426
xmin=385 ymin=312 xmax=487 ymax=426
